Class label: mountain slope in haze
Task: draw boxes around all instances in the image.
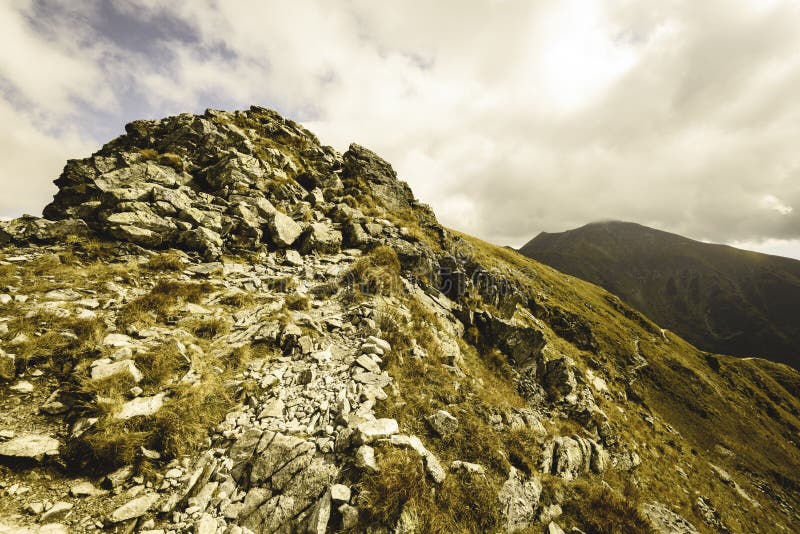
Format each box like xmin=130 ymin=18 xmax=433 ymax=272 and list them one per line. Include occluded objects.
xmin=520 ymin=221 xmax=800 ymax=367
xmin=0 ymin=109 xmax=799 ymax=533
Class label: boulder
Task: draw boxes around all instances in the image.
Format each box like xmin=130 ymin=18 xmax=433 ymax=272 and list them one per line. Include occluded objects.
xmin=355 ymin=445 xmax=378 ymax=472
xmin=299 ymin=223 xmax=342 ymax=255
xmin=0 ymin=350 xmax=16 ymax=381
xmin=306 ymin=491 xmax=331 ymax=534
xmin=498 ymin=467 xmax=542 ymax=532
xmin=115 ymin=393 xmax=166 ymax=420
xmin=0 ymin=434 xmax=60 ymax=463
xmin=330 ymin=484 xmax=351 ymax=503
xmin=0 ymin=216 xmax=90 ymax=244
xmin=91 ymin=359 xmax=143 ymax=383
xmin=541 ymin=358 xmax=577 ymax=400
xmin=108 ymin=494 xmax=160 ymax=523
xmin=426 ymin=410 xmax=459 ymax=438
xmin=40 ymin=502 xmax=73 ymax=522
xmin=266 ymin=211 xmax=302 ymax=247
xmin=357 ymin=418 xmax=399 ymax=443
xmin=641 ymin=503 xmax=699 ymax=534
xmin=541 ymin=435 xmax=607 ymax=480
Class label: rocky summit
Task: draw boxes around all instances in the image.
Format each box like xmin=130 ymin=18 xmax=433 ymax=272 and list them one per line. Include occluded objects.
xmin=0 ymin=107 xmax=799 ymax=534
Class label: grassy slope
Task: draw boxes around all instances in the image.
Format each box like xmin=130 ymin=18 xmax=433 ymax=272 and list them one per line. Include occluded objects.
xmin=518 ymin=221 xmax=800 ymax=366
xmin=456 ymin=230 xmax=800 ymax=533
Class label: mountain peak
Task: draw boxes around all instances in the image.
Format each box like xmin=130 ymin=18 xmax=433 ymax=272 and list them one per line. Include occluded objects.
xmin=37 ymin=106 xmax=438 ymax=260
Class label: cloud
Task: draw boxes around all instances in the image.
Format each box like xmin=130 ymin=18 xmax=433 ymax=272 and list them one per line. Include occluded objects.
xmin=1 ymin=0 xmax=800 ymax=260
xmin=0 ymin=99 xmax=95 ymax=218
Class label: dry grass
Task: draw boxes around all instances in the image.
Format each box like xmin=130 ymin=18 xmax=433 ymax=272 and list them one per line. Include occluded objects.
xmin=134 ymin=342 xmax=189 ymax=389
xmin=117 ymin=280 xmax=213 ymax=330
xmin=6 ymin=312 xmax=105 ymax=371
xmin=563 ymin=478 xmax=654 ymax=534
xmin=185 ymin=316 xmax=232 ymax=340
xmin=138 ymin=148 xmax=158 ymax=160
xmin=358 ymin=448 xmax=503 ymax=533
xmin=219 ymin=290 xmax=256 ymax=307
xmin=0 ymin=263 xmax=18 ymax=288
xmin=285 ymin=292 xmax=310 ymax=311
xmin=67 ymin=375 xmax=233 ymax=474
xmin=157 ymin=152 xmax=184 ymax=171
xmin=144 ymin=251 xmax=185 ymax=272
xmin=344 ymin=245 xmax=402 ymax=298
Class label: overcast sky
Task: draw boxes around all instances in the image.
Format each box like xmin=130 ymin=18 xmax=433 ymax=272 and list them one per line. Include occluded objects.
xmin=1 ymin=0 xmax=799 ymax=259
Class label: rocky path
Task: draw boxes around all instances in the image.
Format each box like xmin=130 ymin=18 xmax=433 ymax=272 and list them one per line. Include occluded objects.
xmin=0 ymin=243 xmax=447 ymax=534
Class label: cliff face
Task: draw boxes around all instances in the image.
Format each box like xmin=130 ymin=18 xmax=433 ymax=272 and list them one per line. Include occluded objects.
xmin=0 ymin=108 xmax=799 ymax=534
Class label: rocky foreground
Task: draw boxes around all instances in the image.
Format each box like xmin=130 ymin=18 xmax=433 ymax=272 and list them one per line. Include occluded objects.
xmin=1 ymin=107 xmax=799 ymax=533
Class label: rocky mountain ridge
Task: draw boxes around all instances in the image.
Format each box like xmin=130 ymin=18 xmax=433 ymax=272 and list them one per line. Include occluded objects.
xmin=0 ymin=107 xmax=799 ymax=534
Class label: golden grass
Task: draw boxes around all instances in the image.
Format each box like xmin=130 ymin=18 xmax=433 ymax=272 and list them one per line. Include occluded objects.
xmin=144 ymin=251 xmax=185 ymax=272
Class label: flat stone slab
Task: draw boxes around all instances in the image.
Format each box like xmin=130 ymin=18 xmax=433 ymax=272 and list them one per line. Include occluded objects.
xmin=115 ymin=393 xmax=166 ymax=420
xmin=109 ymin=493 xmax=160 ymax=523
xmin=0 ymin=434 xmax=60 ymax=462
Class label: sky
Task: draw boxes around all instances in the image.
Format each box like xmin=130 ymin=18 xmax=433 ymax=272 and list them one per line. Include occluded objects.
xmin=1 ymin=0 xmax=800 ymax=259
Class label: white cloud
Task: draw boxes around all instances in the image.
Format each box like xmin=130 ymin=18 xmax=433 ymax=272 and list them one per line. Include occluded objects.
xmin=760 ymin=195 xmax=793 ymax=215
xmin=0 ymin=99 xmax=95 ymax=217
xmin=1 ymin=0 xmax=800 ymax=256
xmin=0 ymin=1 xmax=116 ymax=118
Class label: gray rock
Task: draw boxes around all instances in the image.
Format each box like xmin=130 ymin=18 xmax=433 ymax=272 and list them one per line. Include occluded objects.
xmin=0 ymin=350 xmax=16 ymax=381
xmin=266 ymin=211 xmax=302 ymax=247
xmin=115 ymin=393 xmax=166 ymax=420
xmin=0 ymin=524 xmax=69 ymax=534
xmin=91 ymin=359 xmax=143 ymax=383
xmin=450 ymin=461 xmax=485 ymax=475
xmin=195 ymin=513 xmax=217 ymax=534
xmin=0 ymin=215 xmax=90 ymax=244
xmin=284 ymin=249 xmax=304 ymax=266
xmin=40 ymin=502 xmax=73 ymax=522
xmin=108 ymin=493 xmax=160 ymax=523
xmin=306 ymin=491 xmax=331 ymax=534
xmin=546 ymin=522 xmax=566 ymax=534
xmin=355 ymin=445 xmax=378 ymax=472
xmin=498 ymin=467 xmax=542 ymax=533
xmin=250 ymin=432 xmax=315 ymax=488
xmin=357 ymin=418 xmax=399 ymax=443
xmin=426 ymin=410 xmax=458 ymax=438
xmin=641 ymin=503 xmax=699 ymax=534
xmin=354 ymin=354 xmax=381 ymax=374
xmin=0 ymin=434 xmax=60 ymax=463
xmin=541 ymin=358 xmax=577 ymax=400
xmin=541 ymin=436 xmax=607 ymax=480
xmin=299 ymin=223 xmax=342 ymax=255
xmin=258 ymin=398 xmax=285 ymax=419
xmin=330 ymin=484 xmax=351 ymax=503
xmin=69 ymin=481 xmax=105 ymax=498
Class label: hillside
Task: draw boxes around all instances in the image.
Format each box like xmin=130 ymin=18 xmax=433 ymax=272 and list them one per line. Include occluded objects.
xmin=520 ymin=221 xmax=800 ymax=368
xmin=0 ymin=108 xmax=798 ymax=533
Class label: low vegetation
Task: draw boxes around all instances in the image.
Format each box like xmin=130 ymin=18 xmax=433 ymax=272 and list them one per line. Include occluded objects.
xmin=563 ymin=478 xmax=653 ymax=534
xmin=116 ymin=280 xmax=214 ymax=330
xmin=344 ymin=245 xmax=402 ymax=299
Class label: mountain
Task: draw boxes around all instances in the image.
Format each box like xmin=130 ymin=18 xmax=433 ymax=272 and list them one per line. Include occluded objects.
xmin=520 ymin=221 xmax=800 ymax=368
xmin=0 ymin=108 xmax=799 ymax=533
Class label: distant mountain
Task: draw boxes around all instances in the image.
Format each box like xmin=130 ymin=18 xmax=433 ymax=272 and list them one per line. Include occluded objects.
xmin=520 ymin=221 xmax=800 ymax=367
